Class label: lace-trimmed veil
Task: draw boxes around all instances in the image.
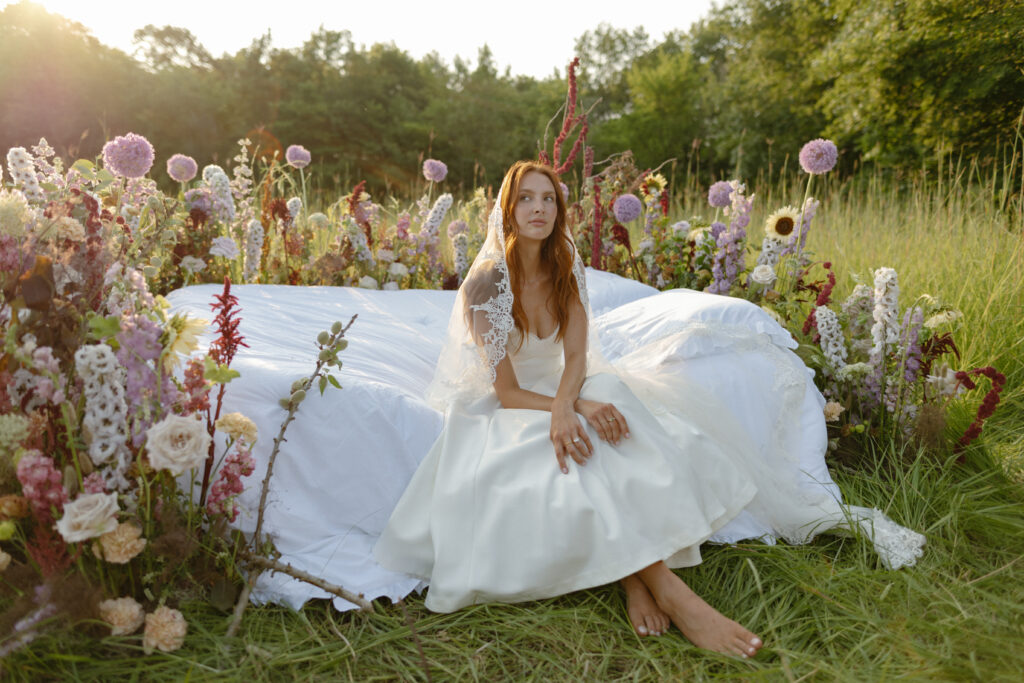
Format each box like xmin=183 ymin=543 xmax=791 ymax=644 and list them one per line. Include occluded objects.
xmin=425 ymin=172 xmax=603 ymax=410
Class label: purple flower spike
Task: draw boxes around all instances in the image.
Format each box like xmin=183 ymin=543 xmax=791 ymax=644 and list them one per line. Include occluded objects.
xmin=102 ymin=133 xmax=155 ymax=178
xmin=285 ymin=144 xmax=311 ymax=169
xmin=613 ymin=193 xmax=643 ymax=223
xmin=799 ymin=138 xmax=838 ymax=175
xmin=559 ymin=182 xmax=570 ymax=202
xmin=166 ymin=154 xmax=198 ymax=183
xmin=422 ymin=158 xmax=448 ymax=183
xmin=708 ymin=181 xmax=732 ymax=208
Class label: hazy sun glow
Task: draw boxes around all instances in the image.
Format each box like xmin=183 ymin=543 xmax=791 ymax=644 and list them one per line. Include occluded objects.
xmin=13 ymin=0 xmax=713 ymax=78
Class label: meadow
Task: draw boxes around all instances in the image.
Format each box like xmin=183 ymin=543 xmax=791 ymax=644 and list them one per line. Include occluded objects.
xmin=2 ymin=135 xmax=1022 ymax=680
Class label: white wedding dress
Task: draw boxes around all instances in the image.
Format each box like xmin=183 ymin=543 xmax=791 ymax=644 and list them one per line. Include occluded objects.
xmin=374 ymin=319 xmax=925 ymax=612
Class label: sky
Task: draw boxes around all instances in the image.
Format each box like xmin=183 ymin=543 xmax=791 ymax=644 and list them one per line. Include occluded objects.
xmin=11 ymin=0 xmax=717 ymax=79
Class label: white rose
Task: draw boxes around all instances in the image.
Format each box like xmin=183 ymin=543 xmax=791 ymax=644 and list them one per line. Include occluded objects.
xmin=388 ymin=262 xmax=409 ymax=278
xmin=357 ymin=276 xmax=378 ymax=289
xmin=145 ymin=414 xmax=211 ymax=476
xmin=55 ymin=492 xmax=119 ymax=543
xmin=750 ymin=264 xmax=776 ymax=286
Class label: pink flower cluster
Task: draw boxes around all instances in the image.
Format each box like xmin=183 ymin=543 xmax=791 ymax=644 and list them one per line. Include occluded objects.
xmin=206 ymin=448 xmax=255 ymax=522
xmin=16 ymin=451 xmax=68 ymax=522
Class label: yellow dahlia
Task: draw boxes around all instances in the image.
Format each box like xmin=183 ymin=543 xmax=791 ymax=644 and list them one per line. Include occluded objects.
xmin=164 ymin=314 xmax=208 ymax=370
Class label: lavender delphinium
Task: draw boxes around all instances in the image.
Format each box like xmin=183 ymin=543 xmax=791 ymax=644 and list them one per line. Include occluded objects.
xmin=166 ymin=154 xmax=198 ymax=183
xmin=900 ymin=307 xmax=924 ymax=384
xmin=706 ymin=181 xmax=752 ymax=295
xmin=102 ymin=133 xmax=155 ymax=179
xmin=116 ymin=315 xmax=166 ymax=447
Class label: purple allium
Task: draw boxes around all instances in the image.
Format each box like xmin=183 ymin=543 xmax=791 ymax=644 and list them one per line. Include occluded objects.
xmin=102 ymin=133 xmax=155 ymax=179
xmin=612 ymin=193 xmax=643 ymax=223
xmin=799 ymin=138 xmax=838 ymax=175
xmin=285 ymin=144 xmax=311 ymax=169
xmin=166 ymin=154 xmax=198 ymax=183
xmin=184 ymin=188 xmax=212 ymax=213
xmin=422 ymin=158 xmax=448 ymax=183
xmin=708 ymin=181 xmax=733 ymax=208
xmin=447 ymin=219 xmax=468 ymax=239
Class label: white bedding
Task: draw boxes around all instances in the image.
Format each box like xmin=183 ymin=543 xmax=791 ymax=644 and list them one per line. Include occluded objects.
xmin=167 ymin=269 xmax=832 ymax=610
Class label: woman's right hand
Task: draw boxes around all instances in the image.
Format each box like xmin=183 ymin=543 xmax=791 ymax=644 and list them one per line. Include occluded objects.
xmin=575 ymin=399 xmax=630 ymax=445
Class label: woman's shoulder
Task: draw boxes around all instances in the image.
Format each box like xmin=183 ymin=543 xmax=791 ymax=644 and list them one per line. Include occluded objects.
xmin=463 ymin=260 xmax=505 ymax=305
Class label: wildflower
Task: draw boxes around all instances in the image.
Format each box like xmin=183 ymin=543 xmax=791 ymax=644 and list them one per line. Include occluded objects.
xmin=215 ymin=412 xmax=257 ymax=446
xmin=143 ymin=606 xmax=188 ymax=654
xmin=816 ymin=305 xmax=848 ymax=371
xmin=687 ymin=226 xmax=709 ymax=243
xmin=285 ymin=144 xmax=311 ymax=169
xmin=382 ymin=281 xmax=400 ymax=291
xmin=671 ymin=220 xmax=691 ymax=236
xmin=286 ymin=197 xmax=302 ymax=220
xmin=559 ymin=182 xmax=570 ymax=202
xmin=180 ymin=256 xmax=206 ymax=274
xmin=0 ymin=495 xmax=29 ymax=520
xmin=209 ymin=236 xmax=240 ymax=259
xmin=55 ymin=492 xmax=119 ymax=543
xmin=823 ymin=401 xmax=845 ymax=422
xmin=75 ymin=344 xmax=130 ymax=482
xmin=749 ymin=264 xmax=776 ymax=287
xmin=358 ymin=275 xmax=379 ymax=289
xmin=93 ymin=521 xmax=146 ymax=563
xmin=6 ymin=148 xmax=45 ymax=202
xmin=422 ymin=159 xmax=448 ymax=183
xmin=389 ymin=262 xmax=410 ymax=279
xmin=451 ymin=233 xmax=469 ymax=280
xmin=16 ymin=451 xmax=67 ymax=521
xmin=0 ymin=189 xmax=31 ymax=237
xmin=375 ymin=248 xmax=395 ymax=263
xmin=447 ymin=220 xmax=468 ymax=239
xmin=755 ymin=236 xmax=784 ymax=268
xmin=165 ymin=314 xmax=208 ymax=369
xmin=184 ymin=188 xmax=211 ymax=213
xmin=926 ymin=363 xmax=964 ymax=397
xmin=423 ymin=194 xmax=454 ymax=236
xmin=0 ymin=413 xmax=30 ymax=456
xmin=901 ymin=307 xmax=924 ymax=383
xmin=206 ymin=447 xmax=255 ymax=522
xmin=203 ymin=166 xmax=235 ymax=222
xmin=308 ymin=212 xmax=329 ymax=230
xmin=836 ymin=362 xmax=872 ymax=381
xmin=166 ymin=154 xmax=198 ymax=183
xmin=799 ymin=139 xmax=838 ymax=175
xmin=145 ymin=414 xmax=210 ymax=476
xmin=764 ymin=206 xmax=799 ymax=239
xmin=102 ymin=133 xmax=155 ymax=178
xmin=244 ymin=220 xmax=264 ymax=281
xmin=644 ymin=173 xmax=668 ymax=193
xmin=707 ymin=180 xmax=732 ymax=208
xmin=99 ymin=597 xmax=145 ymax=636
xmin=924 ymin=310 xmax=962 ymax=329
xmin=870 ymin=267 xmax=900 ymax=360
xmin=0 ymin=550 xmax=10 ymax=571
xmin=613 ymin=194 xmax=643 ymax=223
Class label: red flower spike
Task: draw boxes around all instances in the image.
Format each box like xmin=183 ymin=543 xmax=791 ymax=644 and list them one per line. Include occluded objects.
xmin=954 ymin=366 xmax=1006 ymax=458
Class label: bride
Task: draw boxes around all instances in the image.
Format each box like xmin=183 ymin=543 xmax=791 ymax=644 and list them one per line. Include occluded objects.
xmin=373 ymin=161 xmax=924 ymax=657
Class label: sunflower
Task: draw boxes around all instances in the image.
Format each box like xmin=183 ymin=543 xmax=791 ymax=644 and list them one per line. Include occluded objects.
xmin=643 ymin=173 xmax=668 ymax=194
xmin=764 ymin=206 xmax=800 ymax=240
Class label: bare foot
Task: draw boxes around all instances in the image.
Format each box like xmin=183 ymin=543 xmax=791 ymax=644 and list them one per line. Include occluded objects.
xmin=621 ymin=574 xmax=670 ymax=637
xmin=638 ymin=562 xmax=762 ymax=658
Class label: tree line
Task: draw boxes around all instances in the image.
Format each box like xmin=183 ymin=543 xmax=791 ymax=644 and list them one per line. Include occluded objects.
xmin=1 ymin=0 xmax=1021 ymax=195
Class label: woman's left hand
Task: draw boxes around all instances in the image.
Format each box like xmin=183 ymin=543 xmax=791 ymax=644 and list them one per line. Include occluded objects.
xmin=575 ymin=399 xmax=629 ymax=445
xmin=550 ymin=399 xmax=593 ymax=474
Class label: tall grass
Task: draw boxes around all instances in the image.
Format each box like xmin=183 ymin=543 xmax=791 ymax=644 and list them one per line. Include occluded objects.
xmin=4 ymin=160 xmax=1023 ymax=680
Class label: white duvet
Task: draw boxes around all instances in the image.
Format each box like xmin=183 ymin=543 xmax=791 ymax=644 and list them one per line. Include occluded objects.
xmin=167 ymin=269 xmax=836 ymax=610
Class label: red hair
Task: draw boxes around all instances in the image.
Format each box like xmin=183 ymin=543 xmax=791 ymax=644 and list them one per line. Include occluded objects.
xmin=499 ymin=161 xmax=579 ymax=344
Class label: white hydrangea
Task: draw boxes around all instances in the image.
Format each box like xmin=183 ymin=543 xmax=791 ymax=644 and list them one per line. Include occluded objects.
xmin=870 ymin=267 xmax=900 ymax=361
xmin=815 ymin=305 xmax=848 ymax=371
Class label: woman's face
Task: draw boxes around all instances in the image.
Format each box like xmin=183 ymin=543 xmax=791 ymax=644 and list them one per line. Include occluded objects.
xmin=512 ymin=171 xmax=558 ymax=243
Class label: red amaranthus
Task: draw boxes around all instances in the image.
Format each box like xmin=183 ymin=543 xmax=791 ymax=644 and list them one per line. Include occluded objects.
xmin=954 ymin=366 xmax=1006 ymax=457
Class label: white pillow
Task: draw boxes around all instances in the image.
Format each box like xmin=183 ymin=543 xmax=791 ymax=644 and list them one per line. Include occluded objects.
xmin=584 ymin=268 xmax=659 ymax=316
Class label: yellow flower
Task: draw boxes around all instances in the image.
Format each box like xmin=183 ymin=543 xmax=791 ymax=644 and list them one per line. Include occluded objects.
xmin=164 ymin=314 xmax=208 ymax=370
xmin=644 ymin=173 xmax=668 ymax=193
xmin=215 ymin=412 xmax=258 ymax=446
xmin=764 ymin=206 xmax=800 ymax=240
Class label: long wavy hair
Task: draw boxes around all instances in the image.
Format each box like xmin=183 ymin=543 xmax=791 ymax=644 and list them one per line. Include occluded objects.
xmin=499 ymin=161 xmax=579 ymax=344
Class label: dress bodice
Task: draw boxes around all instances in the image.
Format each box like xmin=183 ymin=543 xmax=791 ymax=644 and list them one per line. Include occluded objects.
xmin=508 ymin=329 xmax=564 ymax=390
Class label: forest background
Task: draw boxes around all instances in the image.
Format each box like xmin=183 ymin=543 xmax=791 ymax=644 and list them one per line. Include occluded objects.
xmin=2 ymin=0 xmax=1023 ymax=197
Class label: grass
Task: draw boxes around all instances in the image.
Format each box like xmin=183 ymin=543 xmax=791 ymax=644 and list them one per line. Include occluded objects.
xmin=5 ymin=162 xmax=1024 ymax=680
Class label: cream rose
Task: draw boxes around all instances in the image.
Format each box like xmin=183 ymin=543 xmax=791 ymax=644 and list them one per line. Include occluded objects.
xmin=215 ymin=412 xmax=257 ymax=446
xmin=144 ymin=606 xmax=188 ymax=653
xmin=55 ymin=492 xmax=119 ymax=543
xmin=145 ymin=414 xmax=211 ymax=476
xmin=99 ymin=596 xmax=145 ymax=635
xmin=93 ymin=521 xmax=147 ymax=564
xmin=749 ymin=264 xmax=777 ymax=287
